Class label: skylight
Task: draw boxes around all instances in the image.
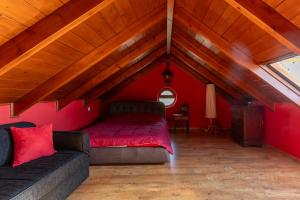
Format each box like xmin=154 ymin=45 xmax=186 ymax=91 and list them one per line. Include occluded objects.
xmin=269 ymin=56 xmax=300 ymax=88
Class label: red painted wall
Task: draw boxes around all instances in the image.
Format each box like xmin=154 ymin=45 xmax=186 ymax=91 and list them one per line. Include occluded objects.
xmin=108 ymin=62 xmax=232 ymax=129
xmin=0 ymin=100 xmax=100 ymax=131
xmin=264 ymin=103 xmax=300 ymax=158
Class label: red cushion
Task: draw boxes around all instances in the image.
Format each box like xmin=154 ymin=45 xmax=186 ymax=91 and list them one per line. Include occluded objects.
xmin=10 ymin=124 xmax=56 ymax=167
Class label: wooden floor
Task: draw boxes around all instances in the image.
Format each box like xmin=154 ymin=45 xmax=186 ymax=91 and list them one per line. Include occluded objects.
xmin=68 ymin=131 xmax=300 ymax=200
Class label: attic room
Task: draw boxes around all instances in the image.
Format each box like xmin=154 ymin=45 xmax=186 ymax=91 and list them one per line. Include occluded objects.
xmin=0 ymin=0 xmax=300 ymax=199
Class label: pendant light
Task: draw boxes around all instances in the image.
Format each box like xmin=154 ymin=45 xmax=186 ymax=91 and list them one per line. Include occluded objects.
xmin=162 ymin=61 xmax=174 ymax=85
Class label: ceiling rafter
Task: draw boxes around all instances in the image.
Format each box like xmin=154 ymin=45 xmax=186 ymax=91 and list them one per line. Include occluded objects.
xmin=101 ymin=54 xmax=240 ymax=102
xmin=223 ymin=0 xmax=300 ymax=55
xmin=166 ymin=0 xmax=174 ymax=54
xmin=174 ymin=8 xmax=300 ymax=106
xmin=171 ymin=57 xmax=241 ymax=101
xmin=57 ymin=32 xmax=166 ymax=110
xmin=100 ymin=58 xmax=162 ymax=101
xmin=0 ymin=0 xmax=114 ymax=76
xmin=11 ymin=9 xmax=166 ymax=117
xmin=173 ymin=59 xmax=209 ymax=84
xmin=171 ymin=47 xmax=244 ymax=100
xmin=172 ymin=32 xmax=275 ymax=109
xmin=83 ymin=47 xmax=166 ymax=104
xmin=174 ymin=8 xmax=253 ymax=67
xmin=102 ymin=55 xmax=241 ymax=102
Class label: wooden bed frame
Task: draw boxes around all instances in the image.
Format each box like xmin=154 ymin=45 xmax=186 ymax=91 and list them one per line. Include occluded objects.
xmin=89 ymin=101 xmax=170 ymax=165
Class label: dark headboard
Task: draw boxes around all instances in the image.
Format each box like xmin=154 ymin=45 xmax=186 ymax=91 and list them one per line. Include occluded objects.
xmin=109 ymin=101 xmax=165 ymax=116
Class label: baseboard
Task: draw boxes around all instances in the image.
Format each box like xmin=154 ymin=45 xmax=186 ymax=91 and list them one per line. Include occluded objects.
xmin=168 ymin=127 xmax=232 ymax=132
xmin=168 ymin=127 xmax=205 ymax=131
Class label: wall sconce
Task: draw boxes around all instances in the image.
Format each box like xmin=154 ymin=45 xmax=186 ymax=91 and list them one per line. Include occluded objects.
xmin=162 ymin=61 xmax=174 ymax=85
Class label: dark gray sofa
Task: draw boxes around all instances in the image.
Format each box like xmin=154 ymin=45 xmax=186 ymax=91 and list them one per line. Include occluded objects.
xmin=0 ymin=122 xmax=90 ymax=200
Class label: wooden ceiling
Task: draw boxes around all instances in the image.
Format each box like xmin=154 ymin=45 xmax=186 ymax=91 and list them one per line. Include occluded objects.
xmin=0 ymin=0 xmax=299 ymax=116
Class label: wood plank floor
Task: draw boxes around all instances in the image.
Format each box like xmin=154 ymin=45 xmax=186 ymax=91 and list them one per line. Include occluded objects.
xmin=68 ymin=131 xmax=300 ymax=200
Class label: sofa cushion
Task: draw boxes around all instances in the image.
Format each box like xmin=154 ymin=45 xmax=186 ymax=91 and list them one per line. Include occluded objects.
xmin=0 ymin=150 xmax=88 ymax=200
xmin=11 ymin=124 xmax=56 ymax=167
xmin=0 ymin=122 xmax=35 ymax=167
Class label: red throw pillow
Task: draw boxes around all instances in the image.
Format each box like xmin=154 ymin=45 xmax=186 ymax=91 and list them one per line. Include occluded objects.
xmin=10 ymin=124 xmax=56 ymax=167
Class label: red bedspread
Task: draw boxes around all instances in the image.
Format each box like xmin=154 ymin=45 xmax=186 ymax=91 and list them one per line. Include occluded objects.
xmin=84 ymin=114 xmax=173 ymax=154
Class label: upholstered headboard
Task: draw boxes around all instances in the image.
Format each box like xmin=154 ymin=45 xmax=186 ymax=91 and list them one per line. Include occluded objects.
xmin=109 ymin=101 xmax=165 ymax=116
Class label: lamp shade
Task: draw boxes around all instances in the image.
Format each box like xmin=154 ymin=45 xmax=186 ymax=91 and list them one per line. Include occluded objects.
xmin=205 ymin=84 xmax=216 ymax=119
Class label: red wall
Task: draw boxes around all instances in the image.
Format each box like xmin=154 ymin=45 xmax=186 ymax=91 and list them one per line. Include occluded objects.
xmin=264 ymin=103 xmax=300 ymax=158
xmin=108 ymin=62 xmax=232 ymax=129
xmin=0 ymin=62 xmax=232 ymax=131
xmin=0 ymin=100 xmax=100 ymax=131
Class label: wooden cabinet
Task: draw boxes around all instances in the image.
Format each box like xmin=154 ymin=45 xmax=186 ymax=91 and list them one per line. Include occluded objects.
xmin=231 ymin=105 xmax=263 ymax=147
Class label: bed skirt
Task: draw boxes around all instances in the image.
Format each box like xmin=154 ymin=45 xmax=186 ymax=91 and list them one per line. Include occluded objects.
xmin=89 ymin=147 xmax=170 ymax=165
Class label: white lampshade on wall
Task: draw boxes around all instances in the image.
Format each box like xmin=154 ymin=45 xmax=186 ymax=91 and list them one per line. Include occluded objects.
xmin=205 ymin=84 xmax=216 ymax=119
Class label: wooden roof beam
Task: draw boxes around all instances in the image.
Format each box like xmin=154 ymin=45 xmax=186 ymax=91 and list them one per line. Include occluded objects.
xmin=101 ymin=53 xmax=238 ymax=102
xmin=84 ymin=47 xmax=166 ymax=104
xmin=11 ymin=9 xmax=166 ymax=117
xmin=57 ymin=32 xmax=166 ymax=110
xmin=167 ymin=0 xmax=174 ymax=54
xmin=174 ymin=8 xmax=300 ymax=106
xmin=174 ymin=8 xmax=254 ymax=68
xmin=0 ymin=0 xmax=114 ymax=76
xmin=100 ymin=60 xmax=160 ymax=101
xmin=224 ymin=0 xmax=300 ymax=55
xmin=170 ymin=57 xmax=237 ymax=101
xmin=171 ymin=47 xmax=244 ymax=100
xmin=172 ymin=59 xmax=209 ymax=84
xmin=172 ymin=33 xmax=275 ymax=109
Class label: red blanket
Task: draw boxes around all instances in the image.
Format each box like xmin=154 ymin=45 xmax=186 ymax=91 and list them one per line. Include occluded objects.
xmin=84 ymin=114 xmax=173 ymax=154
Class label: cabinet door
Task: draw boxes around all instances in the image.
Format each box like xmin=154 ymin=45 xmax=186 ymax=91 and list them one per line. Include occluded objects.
xmin=244 ymin=106 xmax=263 ymax=146
xmin=231 ymin=106 xmax=244 ymax=143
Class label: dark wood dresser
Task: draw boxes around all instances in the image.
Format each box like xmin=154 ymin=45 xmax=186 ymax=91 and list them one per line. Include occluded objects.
xmin=231 ymin=104 xmax=264 ymax=147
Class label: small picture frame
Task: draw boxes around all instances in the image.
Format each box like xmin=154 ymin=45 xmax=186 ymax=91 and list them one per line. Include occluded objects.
xmin=180 ymin=104 xmax=189 ymax=113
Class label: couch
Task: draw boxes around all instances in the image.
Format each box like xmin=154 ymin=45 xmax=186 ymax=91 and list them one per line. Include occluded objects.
xmin=0 ymin=122 xmax=89 ymax=200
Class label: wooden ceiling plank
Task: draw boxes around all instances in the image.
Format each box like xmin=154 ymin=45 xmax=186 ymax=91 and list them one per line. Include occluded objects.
xmin=114 ymin=0 xmax=137 ymax=27
xmin=100 ymin=3 xmax=127 ymax=34
xmin=171 ymin=47 xmax=244 ymax=100
xmin=0 ymin=0 xmax=115 ymax=76
xmin=167 ymin=0 xmax=174 ymax=54
xmin=224 ymin=0 xmax=300 ymax=55
xmin=84 ymin=47 xmax=166 ymax=104
xmin=172 ymin=33 xmax=275 ymax=109
xmin=203 ymin=0 xmax=228 ymax=29
xmin=24 ymin=0 xmax=65 ymax=16
xmin=57 ymin=32 xmax=166 ymax=110
xmin=174 ymin=8 xmax=300 ymax=106
xmin=11 ymin=9 xmax=166 ymax=117
xmin=174 ymin=8 xmax=255 ymax=68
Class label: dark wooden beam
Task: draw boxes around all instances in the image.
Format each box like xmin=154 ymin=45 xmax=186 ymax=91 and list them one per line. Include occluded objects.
xmin=174 ymin=8 xmax=300 ymax=106
xmin=171 ymin=57 xmax=237 ymax=101
xmin=172 ymin=59 xmax=209 ymax=84
xmin=0 ymin=0 xmax=114 ymax=76
xmin=174 ymin=8 xmax=253 ymax=68
xmin=101 ymin=60 xmax=160 ymax=101
xmin=83 ymin=48 xmax=166 ymax=104
xmin=12 ymin=9 xmax=166 ymax=117
xmin=58 ymin=32 xmax=166 ymax=109
xmin=172 ymin=32 xmax=275 ymax=109
xmin=224 ymin=0 xmax=300 ymax=55
xmin=171 ymin=47 xmax=244 ymax=100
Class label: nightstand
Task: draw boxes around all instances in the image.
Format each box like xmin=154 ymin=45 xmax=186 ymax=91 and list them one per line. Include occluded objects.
xmin=173 ymin=113 xmax=190 ymax=135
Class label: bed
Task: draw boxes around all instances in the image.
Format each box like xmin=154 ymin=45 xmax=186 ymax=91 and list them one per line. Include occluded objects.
xmin=84 ymin=101 xmax=173 ymax=164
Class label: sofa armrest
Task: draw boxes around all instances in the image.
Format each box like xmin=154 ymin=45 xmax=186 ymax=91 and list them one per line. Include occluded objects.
xmin=53 ymin=131 xmax=89 ymax=154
